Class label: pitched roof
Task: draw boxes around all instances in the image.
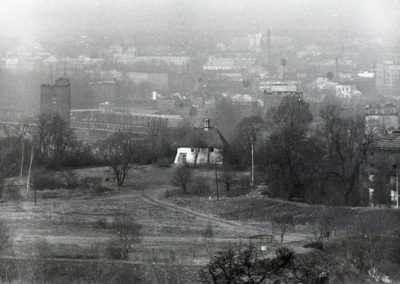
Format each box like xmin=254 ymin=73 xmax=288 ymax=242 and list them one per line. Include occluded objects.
xmin=374 ymin=132 xmax=400 ymax=151
xmin=178 ymin=127 xmax=227 ymax=148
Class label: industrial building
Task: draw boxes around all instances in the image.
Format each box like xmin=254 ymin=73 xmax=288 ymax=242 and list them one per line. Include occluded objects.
xmin=40 ymin=78 xmax=71 ymax=124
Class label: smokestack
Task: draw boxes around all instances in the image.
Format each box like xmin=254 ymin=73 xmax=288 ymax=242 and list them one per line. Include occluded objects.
xmin=335 ymin=57 xmax=339 ymax=79
xmin=279 ymin=58 xmax=287 ymax=80
xmin=267 ymin=28 xmax=271 ymax=64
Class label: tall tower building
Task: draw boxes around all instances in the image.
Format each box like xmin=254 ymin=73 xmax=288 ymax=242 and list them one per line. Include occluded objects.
xmin=267 ymin=28 xmax=271 ymax=64
xmin=376 ymin=63 xmax=400 ymax=98
xmin=279 ymin=58 xmax=287 ymax=80
xmin=40 ymin=78 xmax=71 ymax=125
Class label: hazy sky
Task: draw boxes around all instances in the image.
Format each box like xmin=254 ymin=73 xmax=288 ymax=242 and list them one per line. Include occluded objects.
xmin=0 ymin=0 xmax=399 ymax=43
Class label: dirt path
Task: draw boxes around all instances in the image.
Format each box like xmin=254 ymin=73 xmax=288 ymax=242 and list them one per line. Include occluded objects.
xmin=141 ymin=186 xmax=310 ymax=243
xmin=142 ymin=186 xmax=266 ymax=235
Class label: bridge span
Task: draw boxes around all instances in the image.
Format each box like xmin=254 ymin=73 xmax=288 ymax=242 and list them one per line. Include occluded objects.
xmin=0 ymin=109 xmax=182 ymax=141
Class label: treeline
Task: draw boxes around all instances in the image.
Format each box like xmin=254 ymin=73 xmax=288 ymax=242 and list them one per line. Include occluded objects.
xmin=0 ymin=96 xmax=374 ymax=206
xmin=218 ymin=97 xmax=373 ymax=206
xmin=0 ymin=113 xmax=187 ymax=180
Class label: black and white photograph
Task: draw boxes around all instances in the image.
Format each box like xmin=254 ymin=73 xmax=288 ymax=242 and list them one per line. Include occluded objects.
xmin=0 ymin=0 xmax=399 ymax=283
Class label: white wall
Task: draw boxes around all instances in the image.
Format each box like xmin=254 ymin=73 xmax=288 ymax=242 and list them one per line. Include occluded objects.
xmin=174 ymin=147 xmax=223 ymax=165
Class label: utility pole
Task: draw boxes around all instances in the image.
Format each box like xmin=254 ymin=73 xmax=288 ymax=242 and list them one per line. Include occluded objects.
xmin=251 ymin=143 xmax=254 ymax=187
xmin=397 ymin=172 xmax=399 ymax=209
xmin=34 ymin=169 xmax=37 ymax=206
xmin=393 ymin=164 xmax=399 ymax=208
xmin=215 ymin=164 xmax=219 ymax=201
xmin=249 ymin=124 xmax=258 ymax=188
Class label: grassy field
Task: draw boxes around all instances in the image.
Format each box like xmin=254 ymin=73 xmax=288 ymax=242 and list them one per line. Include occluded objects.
xmin=1 ymin=166 xmax=399 ymax=283
xmin=0 ymin=166 xmax=303 ymax=283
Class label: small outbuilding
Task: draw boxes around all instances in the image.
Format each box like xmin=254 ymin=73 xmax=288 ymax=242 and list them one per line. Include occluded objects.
xmin=174 ymin=119 xmax=227 ymax=165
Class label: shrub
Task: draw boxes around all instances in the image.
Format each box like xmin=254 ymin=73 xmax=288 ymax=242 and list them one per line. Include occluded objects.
xmin=96 ymin=217 xmax=109 ymax=229
xmin=226 ymin=184 xmax=250 ymax=197
xmin=190 ymin=177 xmax=211 ymax=196
xmin=33 ymin=173 xmax=63 ymax=190
xmin=0 ymin=220 xmax=9 ymax=255
xmin=157 ymin=158 xmax=171 ymax=168
xmin=238 ymin=175 xmax=251 ymax=192
xmin=171 ymin=166 xmax=192 ymax=193
xmin=105 ymin=241 xmax=123 ymax=259
xmin=202 ymin=223 xmax=214 ymax=239
xmin=2 ymin=185 xmax=23 ymax=201
xmin=92 ymin=185 xmax=110 ymax=195
xmin=110 ymin=214 xmax=142 ymax=260
xmin=61 ymin=171 xmax=79 ymax=189
xmin=303 ymin=242 xmax=324 ymax=251
xmin=164 ymin=189 xmax=172 ymax=199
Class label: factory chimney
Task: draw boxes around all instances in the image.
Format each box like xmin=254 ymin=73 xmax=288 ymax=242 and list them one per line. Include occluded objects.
xmin=279 ymin=58 xmax=287 ymax=80
xmin=267 ymin=28 xmax=271 ymax=64
xmin=335 ymin=56 xmax=339 ymax=79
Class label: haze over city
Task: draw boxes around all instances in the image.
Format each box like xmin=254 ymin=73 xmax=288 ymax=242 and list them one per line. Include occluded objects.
xmin=0 ymin=1 xmax=399 ymax=283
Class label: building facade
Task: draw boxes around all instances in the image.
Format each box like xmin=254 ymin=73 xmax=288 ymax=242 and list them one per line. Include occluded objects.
xmin=40 ymin=78 xmax=71 ymax=124
xmin=365 ymin=103 xmax=399 ymax=134
xmin=376 ymin=63 xmax=400 ymax=98
xmin=174 ymin=119 xmax=226 ymax=166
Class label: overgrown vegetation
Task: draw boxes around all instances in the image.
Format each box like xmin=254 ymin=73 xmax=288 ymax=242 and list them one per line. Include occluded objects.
xmin=109 ymin=214 xmax=142 ymax=260
xmin=200 ymin=246 xmax=329 ymax=284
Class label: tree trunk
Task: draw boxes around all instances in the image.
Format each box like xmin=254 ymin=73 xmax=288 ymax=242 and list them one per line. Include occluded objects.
xmin=194 ymin=149 xmax=199 ymax=167
xmin=26 ymin=146 xmax=34 ymax=192
xmin=20 ymin=140 xmax=25 ymax=179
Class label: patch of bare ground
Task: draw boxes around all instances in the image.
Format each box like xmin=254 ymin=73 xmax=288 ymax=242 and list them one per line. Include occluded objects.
xmin=1 ymin=166 xmax=286 ymax=269
xmin=2 ymin=166 xmax=399 ymax=282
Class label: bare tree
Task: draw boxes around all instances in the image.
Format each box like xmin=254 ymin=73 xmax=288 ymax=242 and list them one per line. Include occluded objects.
xmin=264 ymin=97 xmax=316 ymax=200
xmin=222 ymin=164 xmax=234 ymax=192
xmin=0 ymin=220 xmax=9 ymax=255
xmin=307 ymin=209 xmax=336 ymax=248
xmin=16 ymin=122 xmax=28 ymax=179
xmin=111 ymin=214 xmax=142 ymax=260
xmin=171 ymin=165 xmax=192 ymax=193
xmin=102 ymin=132 xmax=141 ymax=187
xmin=272 ymin=214 xmax=295 ymax=243
xmin=321 ymin=105 xmax=374 ymax=205
xmin=26 ymin=143 xmax=34 ymax=192
xmin=200 ymin=246 xmax=294 ymax=284
xmin=34 ymin=114 xmax=73 ymax=165
xmin=202 ymin=222 xmax=214 ymax=253
xmin=292 ymin=252 xmax=330 ymax=284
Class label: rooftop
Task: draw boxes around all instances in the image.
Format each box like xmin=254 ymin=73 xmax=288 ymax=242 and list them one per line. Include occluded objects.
xmin=374 ymin=132 xmax=400 ymax=152
xmin=178 ymin=124 xmax=227 ymax=148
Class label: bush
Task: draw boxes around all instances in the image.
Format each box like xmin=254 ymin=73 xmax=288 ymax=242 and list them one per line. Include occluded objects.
xmin=238 ymin=176 xmax=251 ymax=192
xmin=172 ymin=166 xmax=192 ymax=193
xmin=157 ymin=158 xmax=171 ymax=168
xmin=0 ymin=220 xmax=9 ymax=255
xmin=33 ymin=173 xmax=63 ymax=190
xmin=164 ymin=189 xmax=172 ymax=199
xmin=61 ymin=171 xmax=79 ymax=189
xmin=96 ymin=217 xmax=109 ymax=229
xmin=190 ymin=177 xmax=211 ymax=196
xmin=82 ymin=177 xmax=102 ymax=189
xmin=91 ymin=185 xmax=111 ymax=195
xmin=2 ymin=185 xmax=23 ymax=201
xmin=304 ymin=241 xmax=324 ymax=251
xmin=105 ymin=241 xmax=123 ymax=259
xmin=226 ymin=184 xmax=251 ymax=197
